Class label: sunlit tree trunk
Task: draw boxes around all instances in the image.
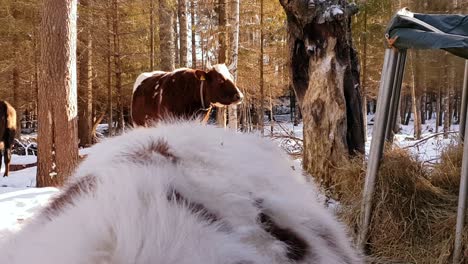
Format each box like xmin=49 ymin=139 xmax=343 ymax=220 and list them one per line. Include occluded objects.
xmin=190 ymin=0 xmax=197 ymax=68
xmin=37 ymin=0 xmax=79 ymax=187
xmin=410 ymin=50 xmax=422 ymax=140
xmin=216 ymin=0 xmax=227 ymax=127
xmin=227 ymin=0 xmax=240 ymax=131
xmin=178 ymin=0 xmax=188 ymax=67
xmin=159 ymin=0 xmax=175 ymax=71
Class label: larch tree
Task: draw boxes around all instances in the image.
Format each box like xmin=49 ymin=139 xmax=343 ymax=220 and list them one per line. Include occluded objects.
xmin=278 ymin=0 xmax=365 ymax=188
xmin=190 ymin=0 xmax=197 ymax=68
xmin=178 ymin=0 xmax=188 ymax=67
xmin=106 ymin=0 xmax=113 ymax=136
xmin=78 ymin=0 xmax=93 ymax=147
xmin=159 ymin=0 xmax=175 ymax=71
xmin=227 ymin=0 xmax=240 ymax=131
xmin=259 ymin=0 xmax=265 ymax=135
xmin=37 ymin=0 xmax=79 ymax=187
xmin=216 ymin=0 xmax=228 ymax=128
xmin=112 ymin=0 xmax=124 ymax=132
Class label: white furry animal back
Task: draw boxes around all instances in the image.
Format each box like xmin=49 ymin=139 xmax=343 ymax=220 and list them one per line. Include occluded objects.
xmin=0 ymin=122 xmax=363 ymax=264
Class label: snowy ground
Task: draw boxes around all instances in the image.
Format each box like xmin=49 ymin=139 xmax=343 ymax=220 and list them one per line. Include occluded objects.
xmin=0 ymin=114 xmax=461 ymax=234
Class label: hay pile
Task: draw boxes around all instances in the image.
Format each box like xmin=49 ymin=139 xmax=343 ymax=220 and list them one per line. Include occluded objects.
xmin=334 ymin=147 xmax=467 ymax=264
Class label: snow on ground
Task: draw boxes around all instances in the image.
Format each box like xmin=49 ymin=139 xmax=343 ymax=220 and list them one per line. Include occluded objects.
xmin=0 ymin=114 xmax=462 ymax=235
xmin=0 ymin=148 xmax=92 ymax=235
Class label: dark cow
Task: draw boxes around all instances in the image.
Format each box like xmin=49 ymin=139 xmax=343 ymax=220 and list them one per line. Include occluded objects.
xmin=0 ymin=100 xmax=16 ymax=177
xmin=131 ymin=64 xmax=243 ymax=126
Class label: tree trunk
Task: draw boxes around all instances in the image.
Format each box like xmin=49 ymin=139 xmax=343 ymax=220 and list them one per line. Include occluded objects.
xmin=259 ymin=0 xmax=265 ymax=134
xmin=361 ymin=1 xmax=368 ymax=142
xmin=216 ymin=0 xmax=227 ymax=128
xmin=106 ymin=1 xmax=113 ymax=136
xmin=174 ymin=10 xmax=180 ymax=68
xmin=12 ymin=64 xmax=20 ymax=137
xmin=178 ymin=0 xmax=188 ymax=67
xmin=443 ymin=54 xmax=450 ymax=138
xmin=11 ymin=2 xmax=21 ymax=138
xmin=227 ymin=0 xmax=240 ymax=131
xmin=436 ymin=87 xmax=442 ymax=133
xmin=159 ymin=0 xmax=175 ymax=71
xmin=190 ymin=0 xmax=197 ymax=68
xmin=410 ymin=50 xmax=422 ymax=140
xmin=37 ymin=0 xmax=79 ymax=187
xmin=279 ymin=0 xmax=364 ymax=188
xmin=78 ymin=0 xmax=93 ymax=147
xmin=149 ymin=0 xmax=155 ymax=70
xmin=112 ymin=0 xmax=124 ymax=132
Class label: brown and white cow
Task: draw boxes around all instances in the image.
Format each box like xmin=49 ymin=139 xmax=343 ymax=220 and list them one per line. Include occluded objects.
xmin=131 ymin=64 xmax=243 ymax=126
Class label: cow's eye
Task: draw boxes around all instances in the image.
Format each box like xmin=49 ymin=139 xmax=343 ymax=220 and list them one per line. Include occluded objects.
xmin=219 ymin=79 xmax=225 ymax=84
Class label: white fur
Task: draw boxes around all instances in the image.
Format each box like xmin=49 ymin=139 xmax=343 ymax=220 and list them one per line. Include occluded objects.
xmin=212 ymin=64 xmax=244 ymax=104
xmin=132 ymin=71 xmax=166 ymax=93
xmin=0 ymin=122 xmax=363 ymax=264
xmin=132 ymin=68 xmax=191 ymax=93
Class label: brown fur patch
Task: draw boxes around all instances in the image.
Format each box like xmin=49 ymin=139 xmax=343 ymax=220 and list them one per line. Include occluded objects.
xmin=42 ymin=175 xmax=96 ymax=219
xmin=167 ymin=189 xmax=218 ymax=224
xmin=126 ymin=139 xmax=179 ymax=164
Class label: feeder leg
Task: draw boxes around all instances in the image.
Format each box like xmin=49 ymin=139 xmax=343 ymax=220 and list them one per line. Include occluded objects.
xmin=453 ymin=76 xmax=468 ymax=263
xmin=358 ymin=49 xmax=399 ymax=249
xmin=385 ymin=50 xmax=407 ymax=142
xmin=460 ymin=61 xmax=468 ymax=141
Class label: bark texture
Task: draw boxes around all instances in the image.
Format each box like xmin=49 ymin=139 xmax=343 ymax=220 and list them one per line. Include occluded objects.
xmin=178 ymin=0 xmax=188 ymax=67
xmin=278 ymin=0 xmax=364 ymax=187
xmin=37 ymin=0 xmax=79 ymax=187
xmin=159 ymin=0 xmax=175 ymax=71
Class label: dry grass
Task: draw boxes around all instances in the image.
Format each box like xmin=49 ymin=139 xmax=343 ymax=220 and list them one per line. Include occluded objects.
xmin=334 ymin=147 xmax=467 ymax=264
xmin=431 ymin=143 xmax=464 ymax=194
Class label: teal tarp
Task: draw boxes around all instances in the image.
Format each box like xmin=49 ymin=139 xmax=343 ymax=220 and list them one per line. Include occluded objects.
xmin=385 ymin=10 xmax=468 ymax=59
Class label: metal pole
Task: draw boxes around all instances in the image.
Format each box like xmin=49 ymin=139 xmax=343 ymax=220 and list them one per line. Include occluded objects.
xmin=385 ymin=50 xmax=407 ymax=142
xmin=453 ymin=62 xmax=468 ymax=264
xmin=358 ymin=49 xmax=399 ymax=248
xmin=459 ymin=60 xmax=468 ymax=141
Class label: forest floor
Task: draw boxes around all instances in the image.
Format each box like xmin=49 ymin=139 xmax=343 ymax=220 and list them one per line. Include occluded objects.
xmin=0 ymin=114 xmax=462 ymax=234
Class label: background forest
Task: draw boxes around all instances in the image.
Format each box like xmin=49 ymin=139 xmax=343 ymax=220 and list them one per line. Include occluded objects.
xmin=0 ymin=0 xmax=467 ymax=143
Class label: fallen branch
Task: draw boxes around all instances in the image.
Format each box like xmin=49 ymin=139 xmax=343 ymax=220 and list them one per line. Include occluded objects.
xmin=402 ymin=131 xmax=459 ymax=149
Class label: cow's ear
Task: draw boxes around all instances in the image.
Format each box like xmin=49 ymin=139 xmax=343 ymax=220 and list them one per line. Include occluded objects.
xmin=195 ymin=70 xmax=208 ymax=81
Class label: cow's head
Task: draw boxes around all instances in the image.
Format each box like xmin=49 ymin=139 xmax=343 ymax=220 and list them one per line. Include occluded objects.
xmin=196 ymin=64 xmax=244 ymax=107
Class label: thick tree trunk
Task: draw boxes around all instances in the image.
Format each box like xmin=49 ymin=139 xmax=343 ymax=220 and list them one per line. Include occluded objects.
xmin=279 ymin=0 xmax=364 ymax=188
xmin=37 ymin=0 xmax=79 ymax=187
xmin=178 ymin=0 xmax=188 ymax=67
xmin=78 ymin=0 xmax=93 ymax=147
